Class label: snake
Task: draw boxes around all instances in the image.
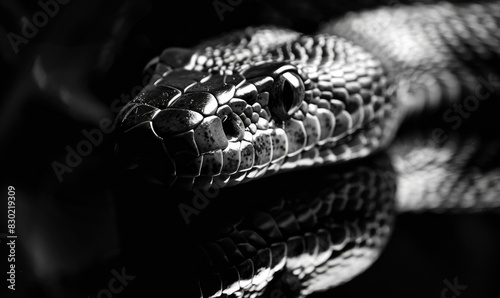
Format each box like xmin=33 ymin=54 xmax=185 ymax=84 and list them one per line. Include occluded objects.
xmin=113 ymin=1 xmax=500 ymax=297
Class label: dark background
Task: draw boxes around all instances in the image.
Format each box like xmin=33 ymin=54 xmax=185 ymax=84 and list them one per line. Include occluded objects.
xmin=1 ymin=0 xmax=499 ymax=297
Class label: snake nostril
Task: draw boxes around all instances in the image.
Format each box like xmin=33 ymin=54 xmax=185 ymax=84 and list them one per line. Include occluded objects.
xmin=222 ymin=112 xmax=245 ymax=141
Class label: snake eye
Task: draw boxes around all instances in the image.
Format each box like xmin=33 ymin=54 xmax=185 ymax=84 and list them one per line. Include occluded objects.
xmin=270 ymin=71 xmax=305 ymax=120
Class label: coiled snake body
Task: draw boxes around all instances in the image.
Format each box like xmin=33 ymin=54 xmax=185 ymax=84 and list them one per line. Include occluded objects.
xmin=115 ymin=1 xmax=500 ymax=297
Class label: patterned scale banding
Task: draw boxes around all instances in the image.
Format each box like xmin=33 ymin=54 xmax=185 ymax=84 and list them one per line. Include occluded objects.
xmin=324 ymin=1 xmax=500 ymax=116
xmin=185 ymin=155 xmax=396 ymax=297
xmin=115 ymin=29 xmax=401 ymax=189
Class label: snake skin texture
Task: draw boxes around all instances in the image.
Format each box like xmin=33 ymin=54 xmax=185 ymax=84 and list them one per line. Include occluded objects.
xmin=183 ymin=154 xmax=396 ymax=298
xmin=115 ymin=27 xmax=403 ymax=190
xmin=114 ymin=1 xmax=500 ymax=297
xmin=326 ymin=1 xmax=500 ymax=115
xmin=392 ymin=133 xmax=500 ymax=212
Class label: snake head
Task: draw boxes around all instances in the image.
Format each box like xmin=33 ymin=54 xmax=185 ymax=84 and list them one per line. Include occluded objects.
xmin=115 ymin=36 xmax=397 ymax=190
xmin=115 ymin=57 xmax=309 ymax=189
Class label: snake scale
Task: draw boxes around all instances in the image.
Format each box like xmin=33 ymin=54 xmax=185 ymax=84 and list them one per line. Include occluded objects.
xmin=114 ymin=1 xmax=500 ymax=297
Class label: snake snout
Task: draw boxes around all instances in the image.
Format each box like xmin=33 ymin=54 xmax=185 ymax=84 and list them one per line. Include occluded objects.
xmin=114 ymin=60 xmax=313 ymax=188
